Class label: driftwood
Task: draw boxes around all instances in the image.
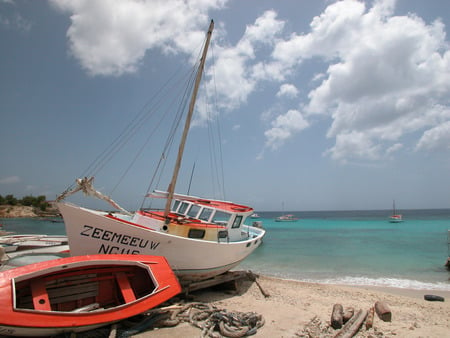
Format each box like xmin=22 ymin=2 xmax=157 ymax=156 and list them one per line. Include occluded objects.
xmin=246 ymin=271 xmax=270 ymax=298
xmin=343 ymin=307 xmax=354 ymax=323
xmin=365 ymin=306 xmax=375 ymax=329
xmin=374 ymin=301 xmax=391 ymax=322
xmin=331 ymin=304 xmax=344 ymax=329
xmin=333 ymin=309 xmax=368 ymax=338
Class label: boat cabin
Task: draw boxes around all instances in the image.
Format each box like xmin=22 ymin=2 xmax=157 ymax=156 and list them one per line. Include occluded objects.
xmin=133 ymin=191 xmax=254 ymax=242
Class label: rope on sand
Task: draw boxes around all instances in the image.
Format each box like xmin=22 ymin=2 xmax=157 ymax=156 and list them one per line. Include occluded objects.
xmin=141 ymin=302 xmax=265 ymax=337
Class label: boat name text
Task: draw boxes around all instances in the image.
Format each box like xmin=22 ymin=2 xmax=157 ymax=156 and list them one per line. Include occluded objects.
xmin=81 ymin=225 xmax=160 ymax=254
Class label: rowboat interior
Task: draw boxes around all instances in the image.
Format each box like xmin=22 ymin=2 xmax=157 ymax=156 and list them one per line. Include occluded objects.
xmin=13 ymin=264 xmax=156 ymax=313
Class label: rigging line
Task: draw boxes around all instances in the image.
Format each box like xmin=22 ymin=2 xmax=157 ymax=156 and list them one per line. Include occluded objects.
xmin=187 ymin=162 xmax=196 ymax=195
xmin=140 ymin=27 xmax=211 ymax=210
xmin=90 ymin=67 xmax=191 ymax=178
xmin=204 ymin=85 xmax=220 ymax=199
xmin=140 ymin=78 xmax=194 ymax=211
xmin=109 ymin=67 xmax=197 ymax=197
xmin=140 ymin=81 xmax=194 ymax=210
xmin=63 ymin=60 xmax=192 ymax=193
xmin=209 ymin=41 xmax=226 ymax=200
xmin=140 ymin=63 xmax=199 ymax=209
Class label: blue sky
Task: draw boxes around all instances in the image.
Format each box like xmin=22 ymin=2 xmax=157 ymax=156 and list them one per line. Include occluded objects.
xmin=1 ymin=0 xmax=450 ymax=212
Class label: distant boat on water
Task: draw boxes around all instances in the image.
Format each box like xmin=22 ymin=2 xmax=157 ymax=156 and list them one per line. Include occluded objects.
xmin=275 ymin=214 xmax=299 ymax=222
xmin=250 ymin=213 xmax=261 ymax=218
xmin=275 ymin=202 xmax=299 ymax=222
xmin=389 ymin=200 xmax=403 ymax=223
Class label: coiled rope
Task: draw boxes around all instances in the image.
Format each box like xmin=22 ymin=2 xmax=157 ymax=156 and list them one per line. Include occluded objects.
xmin=122 ymin=302 xmax=265 ymax=338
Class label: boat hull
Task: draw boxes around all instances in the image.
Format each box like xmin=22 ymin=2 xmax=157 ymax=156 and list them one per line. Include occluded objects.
xmin=389 ymin=215 xmax=403 ymax=223
xmin=58 ymin=203 xmax=265 ymax=282
xmin=0 ymin=254 xmax=180 ymax=336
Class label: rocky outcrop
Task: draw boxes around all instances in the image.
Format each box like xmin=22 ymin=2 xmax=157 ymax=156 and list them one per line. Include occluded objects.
xmin=0 ymin=205 xmax=38 ymax=218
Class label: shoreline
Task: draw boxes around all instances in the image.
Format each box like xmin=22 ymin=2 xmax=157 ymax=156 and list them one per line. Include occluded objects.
xmin=135 ymin=274 xmax=450 ymax=337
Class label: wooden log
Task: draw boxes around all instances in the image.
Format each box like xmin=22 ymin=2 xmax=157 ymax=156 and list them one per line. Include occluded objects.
xmin=331 ymin=304 xmax=344 ymax=329
xmin=374 ymin=301 xmax=391 ymax=322
xmin=343 ymin=307 xmax=354 ymax=323
xmin=365 ymin=306 xmax=375 ymax=329
xmin=334 ymin=309 xmax=368 ymax=338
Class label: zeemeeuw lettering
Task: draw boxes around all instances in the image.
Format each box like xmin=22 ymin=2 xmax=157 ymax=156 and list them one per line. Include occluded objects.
xmin=80 ymin=225 xmax=160 ymax=254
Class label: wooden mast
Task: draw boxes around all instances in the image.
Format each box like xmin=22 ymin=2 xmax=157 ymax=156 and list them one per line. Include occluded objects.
xmin=163 ymin=20 xmax=214 ymax=223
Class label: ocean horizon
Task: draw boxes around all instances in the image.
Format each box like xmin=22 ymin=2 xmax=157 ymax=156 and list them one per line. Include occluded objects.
xmin=2 ymin=208 xmax=450 ymax=291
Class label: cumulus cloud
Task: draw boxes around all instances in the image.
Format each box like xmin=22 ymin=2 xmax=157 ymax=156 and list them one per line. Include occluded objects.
xmin=0 ymin=176 xmax=20 ymax=184
xmin=276 ymin=84 xmax=299 ymax=98
xmin=264 ymin=109 xmax=309 ymax=150
xmin=49 ymin=0 xmax=228 ymax=76
xmin=324 ymin=131 xmax=382 ymax=163
xmin=49 ymin=0 xmax=450 ymax=162
xmin=416 ymin=121 xmax=450 ymax=151
xmin=204 ymin=10 xmax=285 ymax=112
xmin=265 ymin=0 xmax=450 ymax=160
xmin=194 ymin=10 xmax=285 ymax=124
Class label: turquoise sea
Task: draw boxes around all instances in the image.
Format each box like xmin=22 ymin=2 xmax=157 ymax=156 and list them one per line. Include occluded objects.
xmin=2 ymin=209 xmax=450 ymax=291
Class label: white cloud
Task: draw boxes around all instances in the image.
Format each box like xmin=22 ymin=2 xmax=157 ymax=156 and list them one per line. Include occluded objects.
xmin=276 ymin=84 xmax=299 ymax=98
xmin=50 ymin=0 xmax=450 ymax=162
xmin=0 ymin=176 xmax=20 ymax=184
xmin=264 ymin=109 xmax=309 ymax=150
xmin=267 ymin=0 xmax=450 ymax=161
xmin=211 ymin=10 xmax=284 ymax=108
xmin=324 ymin=131 xmax=382 ymax=163
xmin=416 ymin=121 xmax=450 ymax=151
xmin=50 ymin=0 xmax=228 ymax=76
xmin=386 ymin=143 xmax=403 ymax=155
xmin=197 ymin=10 xmax=285 ymax=122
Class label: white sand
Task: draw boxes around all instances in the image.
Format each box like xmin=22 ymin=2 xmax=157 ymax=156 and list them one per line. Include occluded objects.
xmin=138 ymin=274 xmax=450 ymax=337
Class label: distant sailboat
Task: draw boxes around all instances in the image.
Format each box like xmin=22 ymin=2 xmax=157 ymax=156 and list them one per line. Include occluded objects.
xmin=389 ymin=200 xmax=403 ymax=223
xmin=275 ymin=202 xmax=299 ymax=222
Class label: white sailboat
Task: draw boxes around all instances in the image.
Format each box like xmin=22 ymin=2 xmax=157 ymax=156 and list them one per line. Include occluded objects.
xmin=56 ymin=21 xmax=265 ymax=282
xmin=389 ymin=200 xmax=403 ymax=223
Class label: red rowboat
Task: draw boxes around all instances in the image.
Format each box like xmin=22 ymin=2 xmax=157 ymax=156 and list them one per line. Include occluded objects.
xmin=0 ymin=254 xmax=181 ymax=336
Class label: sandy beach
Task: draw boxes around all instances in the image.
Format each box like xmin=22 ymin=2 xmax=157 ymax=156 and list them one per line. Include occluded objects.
xmin=137 ymin=274 xmax=450 ymax=337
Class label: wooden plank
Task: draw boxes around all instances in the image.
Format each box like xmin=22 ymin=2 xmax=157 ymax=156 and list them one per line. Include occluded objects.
xmin=116 ymin=272 xmax=136 ymax=303
xmin=183 ymin=271 xmax=247 ymax=293
xmin=31 ymin=279 xmax=51 ymax=311
xmin=46 ymin=273 xmax=97 ymax=287
xmin=48 ymin=282 xmax=98 ymax=304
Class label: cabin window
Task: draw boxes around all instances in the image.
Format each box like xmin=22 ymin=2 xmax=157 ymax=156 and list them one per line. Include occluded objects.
xmin=199 ymin=208 xmax=213 ymax=222
xmin=178 ymin=202 xmax=190 ymax=215
xmin=232 ymin=215 xmax=243 ymax=228
xmin=218 ymin=230 xmax=228 ymax=238
xmin=172 ymin=200 xmax=181 ymax=213
xmin=212 ymin=211 xmax=231 ymax=225
xmin=188 ymin=229 xmax=205 ymax=239
xmin=187 ymin=204 xmax=201 ymax=218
